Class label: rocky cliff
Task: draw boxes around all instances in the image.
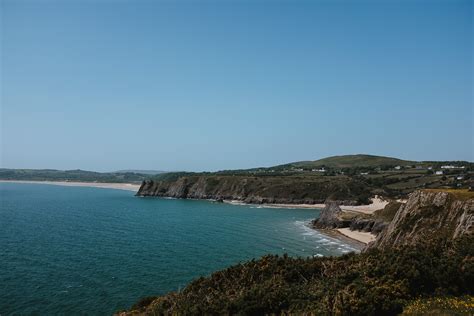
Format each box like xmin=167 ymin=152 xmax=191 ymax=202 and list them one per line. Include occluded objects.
xmin=311 ymin=201 xmax=394 ymax=233
xmin=136 ymin=175 xmax=372 ymax=205
xmin=368 ymin=189 xmax=473 ymax=249
xmin=311 ymin=202 xmax=350 ymax=228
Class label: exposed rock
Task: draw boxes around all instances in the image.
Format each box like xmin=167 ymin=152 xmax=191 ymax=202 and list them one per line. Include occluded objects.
xmin=136 ymin=176 xmax=369 ymax=206
xmin=349 ymin=218 xmax=388 ymax=234
xmin=311 ymin=202 xmax=351 ymax=229
xmin=368 ymin=190 xmax=474 ymax=250
xmin=371 ymin=220 xmax=389 ymax=234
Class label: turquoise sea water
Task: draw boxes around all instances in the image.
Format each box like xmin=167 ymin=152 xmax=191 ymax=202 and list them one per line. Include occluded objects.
xmin=0 ymin=183 xmax=357 ymax=315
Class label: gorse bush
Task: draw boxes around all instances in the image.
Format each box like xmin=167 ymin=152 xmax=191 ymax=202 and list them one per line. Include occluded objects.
xmin=127 ymin=236 xmax=473 ymax=315
xmin=402 ymin=295 xmax=474 ymax=315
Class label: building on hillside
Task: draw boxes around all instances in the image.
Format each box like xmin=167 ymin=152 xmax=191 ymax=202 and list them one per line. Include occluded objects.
xmin=435 ymin=171 xmax=444 ymax=175
xmin=441 ymin=165 xmax=465 ymax=169
xmin=394 ymin=166 xmax=401 ymax=170
xmin=312 ymin=168 xmax=326 ymax=172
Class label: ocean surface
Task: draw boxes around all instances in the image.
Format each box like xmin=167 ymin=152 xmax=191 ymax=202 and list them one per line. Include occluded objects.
xmin=0 ymin=183 xmax=357 ymax=315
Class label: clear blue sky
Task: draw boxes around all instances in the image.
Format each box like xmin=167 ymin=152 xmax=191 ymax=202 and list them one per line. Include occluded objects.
xmin=1 ymin=0 xmax=472 ymax=172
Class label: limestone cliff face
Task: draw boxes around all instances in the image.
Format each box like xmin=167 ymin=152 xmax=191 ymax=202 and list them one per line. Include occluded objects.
xmin=311 ymin=202 xmax=350 ymax=229
xmin=136 ymin=176 xmax=370 ymax=205
xmin=368 ymin=190 xmax=473 ymax=249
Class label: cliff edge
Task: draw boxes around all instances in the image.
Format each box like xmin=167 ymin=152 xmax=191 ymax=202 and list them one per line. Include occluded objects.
xmin=136 ymin=175 xmax=372 ymax=205
xmin=368 ymin=189 xmax=473 ymax=249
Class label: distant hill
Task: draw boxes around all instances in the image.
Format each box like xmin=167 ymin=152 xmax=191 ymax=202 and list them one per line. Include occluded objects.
xmin=0 ymin=169 xmax=149 ymax=183
xmin=115 ymin=170 xmax=168 ymax=175
xmin=142 ymin=154 xmax=473 ymax=202
xmin=280 ymin=154 xmax=416 ymax=169
xmin=2 ymin=155 xmax=472 ymax=192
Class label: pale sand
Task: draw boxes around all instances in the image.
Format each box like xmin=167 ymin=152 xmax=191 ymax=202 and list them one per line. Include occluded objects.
xmin=337 ymin=196 xmax=389 ymax=214
xmin=224 ymin=200 xmax=326 ymax=209
xmin=225 ymin=196 xmax=388 ymax=213
xmin=336 ymin=228 xmax=376 ymax=244
xmin=0 ymin=180 xmax=141 ymax=192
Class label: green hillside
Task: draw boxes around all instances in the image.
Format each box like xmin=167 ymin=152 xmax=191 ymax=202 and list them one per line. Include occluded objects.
xmin=286 ymin=154 xmax=415 ymax=169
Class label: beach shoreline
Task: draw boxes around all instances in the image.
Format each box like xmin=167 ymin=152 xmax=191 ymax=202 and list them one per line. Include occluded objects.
xmin=224 ymin=196 xmax=388 ymax=214
xmin=2 ymin=181 xmax=378 ymax=245
xmin=336 ymin=228 xmax=375 ymax=245
xmin=0 ymin=180 xmax=141 ymax=192
xmin=223 ymin=200 xmax=375 ymax=247
xmin=314 ymin=228 xmax=366 ymax=250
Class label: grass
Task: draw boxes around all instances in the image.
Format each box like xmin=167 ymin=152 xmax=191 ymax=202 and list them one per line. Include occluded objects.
xmin=423 ymin=189 xmax=474 ymax=201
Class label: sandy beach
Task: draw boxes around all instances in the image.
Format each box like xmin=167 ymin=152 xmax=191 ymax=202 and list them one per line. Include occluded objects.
xmin=336 ymin=228 xmax=376 ymax=244
xmin=0 ymin=180 xmax=141 ymax=192
xmin=339 ymin=196 xmax=389 ymax=214
xmin=225 ymin=196 xmax=388 ymax=214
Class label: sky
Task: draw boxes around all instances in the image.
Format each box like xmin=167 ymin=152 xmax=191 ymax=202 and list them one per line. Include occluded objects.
xmin=1 ymin=0 xmax=472 ymax=172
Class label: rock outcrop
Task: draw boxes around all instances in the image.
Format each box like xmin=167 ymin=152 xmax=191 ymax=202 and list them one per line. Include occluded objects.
xmin=312 ymin=202 xmax=393 ymax=233
xmin=368 ymin=189 xmax=474 ymax=249
xmin=311 ymin=202 xmax=351 ymax=229
xmin=349 ymin=218 xmax=388 ymax=234
xmin=137 ymin=176 xmax=371 ymax=205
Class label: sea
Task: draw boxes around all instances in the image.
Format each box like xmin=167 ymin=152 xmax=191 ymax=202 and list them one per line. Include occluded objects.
xmin=0 ymin=182 xmax=358 ymax=315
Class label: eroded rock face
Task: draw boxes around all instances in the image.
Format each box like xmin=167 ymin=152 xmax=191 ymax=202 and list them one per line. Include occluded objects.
xmin=368 ymin=190 xmax=474 ymax=250
xmin=136 ymin=178 xmax=363 ymax=205
xmin=349 ymin=218 xmax=388 ymax=233
xmin=311 ymin=202 xmax=351 ymax=229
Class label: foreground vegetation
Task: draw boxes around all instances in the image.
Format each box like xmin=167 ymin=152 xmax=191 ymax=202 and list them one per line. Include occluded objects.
xmin=122 ymin=236 xmax=473 ymax=315
xmin=402 ymin=296 xmax=474 ymax=315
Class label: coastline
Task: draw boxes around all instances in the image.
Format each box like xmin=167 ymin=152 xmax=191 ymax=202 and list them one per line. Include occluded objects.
xmin=314 ymin=228 xmax=366 ymax=250
xmin=0 ymin=180 xmax=141 ymax=192
xmin=223 ymin=196 xmax=388 ymax=214
xmin=225 ymin=200 xmax=327 ymax=209
xmin=336 ymin=228 xmax=375 ymax=245
xmin=2 ymin=181 xmax=378 ymax=246
xmin=223 ymin=197 xmax=378 ymax=250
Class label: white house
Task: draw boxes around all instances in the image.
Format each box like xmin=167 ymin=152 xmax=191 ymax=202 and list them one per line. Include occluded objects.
xmin=394 ymin=166 xmax=401 ymax=170
xmin=435 ymin=171 xmax=443 ymax=175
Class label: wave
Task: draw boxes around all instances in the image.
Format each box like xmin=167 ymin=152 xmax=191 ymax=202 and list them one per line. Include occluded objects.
xmin=293 ymin=220 xmax=359 ymax=255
